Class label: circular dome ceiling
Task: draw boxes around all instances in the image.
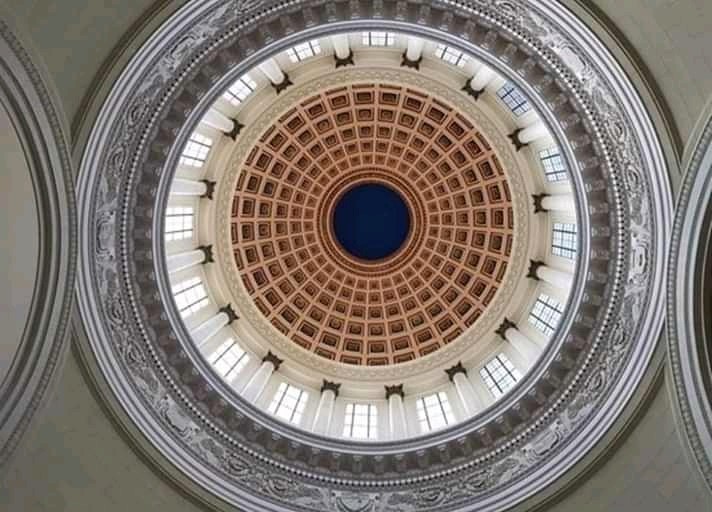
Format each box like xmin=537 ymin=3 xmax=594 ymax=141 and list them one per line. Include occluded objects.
xmin=75 ymin=1 xmax=673 ymax=511
xmin=232 ymin=83 xmax=513 ymax=365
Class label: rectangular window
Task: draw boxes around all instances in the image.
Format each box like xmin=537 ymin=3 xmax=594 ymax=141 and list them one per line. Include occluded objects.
xmin=165 ymin=206 xmax=194 ymax=241
xmin=480 ymin=354 xmax=522 ymax=398
xmin=209 ymin=339 xmax=249 ymax=380
xmin=268 ymin=382 xmax=308 ymax=425
xmin=172 ymin=277 xmax=209 ymax=318
xmin=361 ymin=31 xmax=396 ymax=47
xmin=434 ymin=44 xmax=469 ymax=67
xmin=286 ymin=40 xmax=322 ymax=63
xmin=179 ymin=133 xmax=213 ymax=168
xmin=539 ymin=147 xmax=568 ymax=182
xmin=528 ymin=293 xmax=564 ymax=337
xmin=416 ymin=392 xmax=455 ymax=433
xmin=552 ymin=222 xmax=577 ymax=259
xmin=343 ymin=403 xmax=378 ymax=440
xmin=223 ymin=74 xmax=257 ymax=106
xmin=497 ymin=82 xmax=532 ymax=116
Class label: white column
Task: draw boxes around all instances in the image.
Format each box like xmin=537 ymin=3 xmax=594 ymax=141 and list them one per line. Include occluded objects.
xmin=167 ymin=248 xmax=207 ymax=274
xmin=405 ymin=36 xmax=425 ymax=61
xmin=170 ymin=178 xmax=207 ymax=196
xmin=469 ymin=64 xmax=496 ymax=92
xmin=518 ymin=120 xmax=549 ymax=144
xmin=190 ymin=311 xmax=230 ymax=347
xmin=503 ymin=325 xmax=541 ymax=363
xmin=330 ymin=34 xmax=350 ymax=59
xmin=536 ymin=264 xmax=574 ymax=289
xmin=241 ymin=353 xmax=281 ymax=403
xmin=451 ymin=371 xmax=483 ymax=416
xmin=258 ymin=58 xmax=285 ymax=84
xmin=541 ymin=194 xmax=576 ymax=213
xmin=386 ymin=386 xmax=408 ymax=440
xmin=201 ymin=108 xmax=234 ymax=133
xmin=311 ymin=383 xmax=339 ymax=435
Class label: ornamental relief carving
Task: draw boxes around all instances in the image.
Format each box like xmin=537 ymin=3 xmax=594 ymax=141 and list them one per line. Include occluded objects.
xmin=75 ymin=0 xmax=669 ymax=510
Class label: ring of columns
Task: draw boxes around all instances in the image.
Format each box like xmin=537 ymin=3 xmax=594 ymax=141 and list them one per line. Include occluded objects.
xmin=74 ymin=1 xmax=672 ymax=511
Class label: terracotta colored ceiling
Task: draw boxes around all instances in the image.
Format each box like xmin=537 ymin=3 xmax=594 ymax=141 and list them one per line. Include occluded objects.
xmin=231 ymin=83 xmax=514 ymax=365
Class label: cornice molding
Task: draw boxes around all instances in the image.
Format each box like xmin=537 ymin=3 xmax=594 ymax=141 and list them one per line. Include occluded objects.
xmin=0 ymin=16 xmax=77 ymax=470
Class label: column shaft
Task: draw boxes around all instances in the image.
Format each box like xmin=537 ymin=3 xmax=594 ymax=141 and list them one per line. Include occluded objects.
xmin=518 ymin=120 xmax=549 ymax=144
xmin=258 ymin=58 xmax=285 ymax=84
xmin=388 ymin=394 xmax=408 ymax=440
xmin=452 ymin=372 xmax=483 ymax=416
xmin=405 ymin=36 xmax=424 ymax=61
xmin=469 ymin=65 xmax=496 ymax=92
xmin=537 ymin=265 xmax=573 ymax=289
xmin=170 ymin=178 xmax=208 ymax=196
xmin=330 ymin=34 xmax=350 ymax=59
xmin=241 ymin=360 xmax=275 ymax=403
xmin=541 ymin=194 xmax=576 ymax=213
xmin=504 ymin=327 xmax=541 ymax=363
xmin=166 ymin=249 xmax=206 ymax=274
xmin=201 ymin=108 xmax=234 ymax=133
xmin=190 ymin=312 xmax=230 ymax=348
xmin=311 ymin=389 xmax=336 ymax=435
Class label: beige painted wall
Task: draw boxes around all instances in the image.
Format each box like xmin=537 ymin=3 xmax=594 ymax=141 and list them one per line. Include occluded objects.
xmin=1 ymin=0 xmax=712 ymax=510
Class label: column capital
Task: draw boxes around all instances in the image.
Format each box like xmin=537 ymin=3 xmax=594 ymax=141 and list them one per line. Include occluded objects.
xmin=400 ymin=52 xmax=421 ymax=70
xmin=445 ymin=361 xmax=468 ymax=382
xmin=385 ymin=384 xmax=404 ymax=399
xmin=272 ymin=74 xmax=293 ymax=94
xmin=200 ymin=179 xmax=216 ymax=200
xmin=532 ymin=193 xmax=549 ymax=213
xmin=227 ymin=119 xmax=244 ymax=140
xmin=461 ymin=81 xmax=484 ymax=101
xmin=198 ymin=245 xmax=214 ymax=264
xmin=262 ymin=351 xmax=283 ymax=371
xmin=527 ymin=259 xmax=545 ymax=280
xmin=334 ymin=50 xmax=354 ymax=68
xmin=495 ymin=318 xmax=517 ymax=339
xmin=508 ymin=128 xmax=527 ymax=151
xmin=218 ymin=304 xmax=239 ymax=324
xmin=321 ymin=380 xmax=341 ymax=397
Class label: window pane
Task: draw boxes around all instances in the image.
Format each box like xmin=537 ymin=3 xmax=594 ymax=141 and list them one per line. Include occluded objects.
xmin=434 ymin=44 xmax=469 ymax=67
xmin=165 ymin=206 xmax=194 ymax=241
xmin=539 ymin=147 xmax=568 ymax=182
xmin=416 ymin=392 xmax=455 ymax=433
xmin=223 ymin=74 xmax=257 ymax=106
xmin=343 ymin=403 xmax=378 ymax=440
xmin=480 ymin=353 xmax=522 ymax=398
xmin=179 ymin=133 xmax=213 ymax=168
xmin=209 ymin=339 xmax=249 ymax=380
xmin=286 ymin=40 xmax=322 ymax=62
xmin=268 ymin=383 xmax=308 ymax=425
xmin=528 ymin=293 xmax=564 ymax=337
xmin=552 ymin=222 xmax=577 ymax=259
xmin=171 ymin=277 xmax=209 ymax=318
xmin=362 ymin=31 xmax=396 ymax=47
xmin=497 ymin=82 xmax=531 ymax=116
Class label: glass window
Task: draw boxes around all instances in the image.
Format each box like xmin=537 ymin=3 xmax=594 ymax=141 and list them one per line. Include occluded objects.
xmin=209 ymin=339 xmax=249 ymax=380
xmin=416 ymin=392 xmax=455 ymax=433
xmin=268 ymin=382 xmax=308 ymax=425
xmin=480 ymin=353 xmax=522 ymax=398
xmin=552 ymin=222 xmax=577 ymax=260
xmin=362 ymin=31 xmax=396 ymax=47
xmin=539 ymin=147 xmax=568 ymax=182
xmin=172 ymin=277 xmax=209 ymax=318
xmin=223 ymin=74 xmax=257 ymax=106
xmin=286 ymin=40 xmax=322 ymax=62
xmin=343 ymin=403 xmax=378 ymax=440
xmin=434 ymin=44 xmax=469 ymax=67
xmin=179 ymin=132 xmax=213 ymax=168
xmin=165 ymin=206 xmax=194 ymax=241
xmin=528 ymin=293 xmax=564 ymax=337
xmin=497 ymin=82 xmax=532 ymax=116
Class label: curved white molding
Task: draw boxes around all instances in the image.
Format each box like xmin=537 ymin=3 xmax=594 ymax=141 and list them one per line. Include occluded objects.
xmin=0 ymin=17 xmax=76 ymax=469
